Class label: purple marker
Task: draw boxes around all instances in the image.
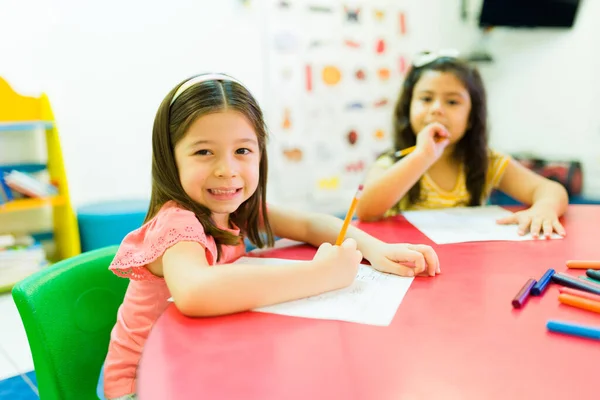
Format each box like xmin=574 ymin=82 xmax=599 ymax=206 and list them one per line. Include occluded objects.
xmin=512 ymin=278 xmax=537 ymax=308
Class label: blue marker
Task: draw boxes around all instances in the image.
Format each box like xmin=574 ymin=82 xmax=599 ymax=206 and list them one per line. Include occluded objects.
xmin=530 ymin=268 xmax=555 ymax=296
xmin=551 ymin=272 xmax=600 ymax=295
xmin=547 ymin=320 xmax=600 ymax=341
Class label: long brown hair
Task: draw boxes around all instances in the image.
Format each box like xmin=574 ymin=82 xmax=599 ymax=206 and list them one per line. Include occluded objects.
xmin=391 ymin=57 xmax=488 ymax=206
xmin=146 ymin=74 xmax=274 ymax=259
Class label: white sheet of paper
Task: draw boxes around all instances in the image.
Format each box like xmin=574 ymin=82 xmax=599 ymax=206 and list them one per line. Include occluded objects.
xmin=233 ymin=256 xmax=414 ymax=326
xmin=402 ymin=206 xmax=563 ymax=244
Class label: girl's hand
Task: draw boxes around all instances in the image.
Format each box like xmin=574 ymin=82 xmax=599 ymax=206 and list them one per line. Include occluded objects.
xmin=415 ymin=122 xmax=451 ymax=162
xmin=496 ymin=205 xmax=566 ymax=238
xmin=365 ymin=242 xmax=441 ymax=277
xmin=311 ymin=238 xmax=362 ymax=290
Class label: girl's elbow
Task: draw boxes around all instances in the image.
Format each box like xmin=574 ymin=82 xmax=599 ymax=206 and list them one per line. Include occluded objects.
xmin=355 ymin=206 xmax=368 ymax=221
xmin=171 ymin=292 xmax=199 ymax=317
xmin=355 ymin=206 xmax=382 ymax=222
xmin=549 ymin=180 xmax=569 ymax=202
xmin=173 ymin=295 xmax=218 ymax=317
xmin=355 ymin=206 xmax=373 ymax=221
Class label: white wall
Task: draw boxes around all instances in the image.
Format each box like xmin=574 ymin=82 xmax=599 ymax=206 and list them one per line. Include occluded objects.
xmin=1 ymin=0 xmax=599 ymax=207
xmin=0 ymin=0 xmax=267 ymax=206
xmin=470 ymin=0 xmax=600 ymax=197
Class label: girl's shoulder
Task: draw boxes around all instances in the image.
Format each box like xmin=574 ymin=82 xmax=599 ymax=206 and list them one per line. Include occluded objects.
xmin=487 ymin=148 xmax=512 ymax=171
xmin=487 ymin=148 xmax=510 ymax=162
xmin=485 ymin=148 xmax=512 ymax=188
xmin=108 ymin=201 xmax=218 ymax=280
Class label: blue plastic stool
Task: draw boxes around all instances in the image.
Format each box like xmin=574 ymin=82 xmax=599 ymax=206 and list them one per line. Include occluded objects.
xmin=77 ymin=199 xmax=149 ymax=252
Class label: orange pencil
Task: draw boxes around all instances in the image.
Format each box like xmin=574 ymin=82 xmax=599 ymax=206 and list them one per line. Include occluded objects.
xmin=394 ymin=145 xmax=417 ymax=158
xmin=566 ymin=260 xmax=600 ymax=270
xmin=394 ymin=136 xmax=445 ymax=158
xmin=335 ymin=185 xmax=363 ymax=246
xmin=559 ymin=287 xmax=600 ymax=303
xmin=558 ymin=293 xmax=600 ymax=314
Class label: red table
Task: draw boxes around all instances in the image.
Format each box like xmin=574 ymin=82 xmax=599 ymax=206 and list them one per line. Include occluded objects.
xmin=137 ymin=205 xmax=600 ymax=400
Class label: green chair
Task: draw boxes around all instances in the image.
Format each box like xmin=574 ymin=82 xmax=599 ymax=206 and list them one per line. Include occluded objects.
xmin=11 ymin=245 xmax=129 ymax=400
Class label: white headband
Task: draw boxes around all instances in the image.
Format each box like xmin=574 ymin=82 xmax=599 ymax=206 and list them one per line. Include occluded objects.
xmin=412 ymin=49 xmax=460 ymax=68
xmin=170 ymin=73 xmax=244 ymax=106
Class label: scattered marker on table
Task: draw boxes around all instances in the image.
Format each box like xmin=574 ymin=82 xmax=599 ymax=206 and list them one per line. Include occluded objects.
xmin=512 ymin=278 xmax=536 ymax=308
xmin=531 ymin=269 xmax=555 ymax=296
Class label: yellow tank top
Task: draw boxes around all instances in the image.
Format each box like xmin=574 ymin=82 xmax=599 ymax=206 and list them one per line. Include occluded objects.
xmin=374 ymin=149 xmax=510 ymax=217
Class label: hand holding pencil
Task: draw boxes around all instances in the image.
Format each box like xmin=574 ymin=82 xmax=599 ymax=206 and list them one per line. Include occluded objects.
xmin=395 ymin=122 xmax=450 ymax=160
xmin=332 ymin=184 xmax=441 ymax=277
xmin=311 ymin=238 xmax=362 ymax=290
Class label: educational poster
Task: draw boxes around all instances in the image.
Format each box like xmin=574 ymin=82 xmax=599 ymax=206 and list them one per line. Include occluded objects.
xmin=263 ymin=0 xmax=412 ymax=214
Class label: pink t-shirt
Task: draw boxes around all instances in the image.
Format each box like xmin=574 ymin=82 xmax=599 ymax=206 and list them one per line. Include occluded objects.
xmin=103 ymin=201 xmax=246 ymax=398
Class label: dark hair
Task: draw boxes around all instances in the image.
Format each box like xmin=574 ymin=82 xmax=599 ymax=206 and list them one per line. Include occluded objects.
xmin=391 ymin=57 xmax=488 ymax=206
xmin=145 ymin=75 xmax=274 ymax=260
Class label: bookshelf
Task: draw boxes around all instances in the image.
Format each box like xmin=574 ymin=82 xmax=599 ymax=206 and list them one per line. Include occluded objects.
xmin=0 ymin=76 xmax=81 ymax=292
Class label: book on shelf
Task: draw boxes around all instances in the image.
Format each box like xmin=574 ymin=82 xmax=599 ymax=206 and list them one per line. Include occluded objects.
xmin=0 ymin=234 xmax=48 ymax=270
xmin=0 ymin=175 xmax=13 ymax=204
xmin=2 ymin=170 xmax=58 ymax=199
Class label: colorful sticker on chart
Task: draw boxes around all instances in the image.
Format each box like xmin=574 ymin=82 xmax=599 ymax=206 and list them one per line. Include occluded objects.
xmin=377 ymin=68 xmax=390 ymax=81
xmin=374 ymin=9 xmax=385 ymax=21
xmin=345 ymin=160 xmax=365 ymax=173
xmin=398 ymin=55 xmax=407 ymax=75
xmin=346 ymin=102 xmax=364 ymax=110
xmin=399 ymin=12 xmax=407 ymax=35
xmin=373 ymin=129 xmax=386 ymax=140
xmin=282 ymin=108 xmax=292 ymax=130
xmin=282 ymin=147 xmax=303 ymax=162
xmin=374 ymin=98 xmax=389 ymax=108
xmin=347 ymin=129 xmax=358 ymax=145
xmin=305 ymin=65 xmax=312 ymax=92
xmin=344 ymin=39 xmax=362 ymax=48
xmin=355 ymin=68 xmax=366 ymax=81
xmin=274 ymin=32 xmax=299 ymax=53
xmin=322 ymin=66 xmax=341 ymax=86
xmin=308 ymin=4 xmax=333 ymax=13
xmin=317 ymin=176 xmax=340 ymax=190
xmin=375 ymin=39 xmax=386 ymax=55
xmin=344 ymin=7 xmax=360 ymax=23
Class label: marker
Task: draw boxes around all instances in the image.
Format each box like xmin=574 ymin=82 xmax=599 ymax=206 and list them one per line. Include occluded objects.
xmin=547 ymin=320 xmax=600 ymax=341
xmin=551 ymin=272 xmax=600 ymax=296
xmin=566 ymin=260 xmax=600 ymax=270
xmin=559 ymin=287 xmax=600 ymax=303
xmin=579 ymin=276 xmax=600 ymax=286
xmin=558 ymin=293 xmax=600 ymax=314
xmin=530 ymin=269 xmax=555 ymax=296
xmin=586 ymin=269 xmax=600 ymax=282
xmin=512 ymin=278 xmax=536 ymax=308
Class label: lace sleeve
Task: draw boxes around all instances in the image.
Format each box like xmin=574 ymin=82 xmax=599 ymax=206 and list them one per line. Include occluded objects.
xmin=108 ymin=205 xmax=216 ymax=280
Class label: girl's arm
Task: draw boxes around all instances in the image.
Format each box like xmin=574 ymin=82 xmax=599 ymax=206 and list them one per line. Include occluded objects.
xmin=161 ymin=239 xmax=361 ymax=317
xmin=357 ymin=123 xmax=450 ymax=221
xmin=356 ymin=151 xmax=431 ymax=221
xmin=496 ymin=159 xmax=569 ymax=237
xmin=267 ymin=204 xmax=440 ymax=277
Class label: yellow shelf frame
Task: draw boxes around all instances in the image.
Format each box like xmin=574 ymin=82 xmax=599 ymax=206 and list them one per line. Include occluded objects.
xmin=0 ymin=77 xmax=81 ymax=267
